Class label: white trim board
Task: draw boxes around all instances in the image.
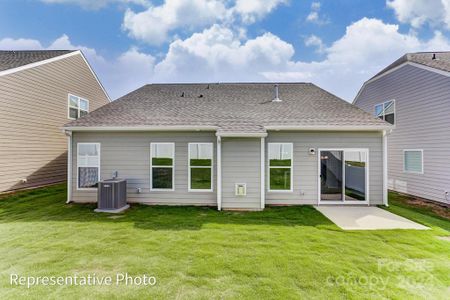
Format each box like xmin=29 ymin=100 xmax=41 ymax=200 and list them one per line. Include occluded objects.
xmin=0 ymin=50 xmax=111 ymax=102
xmin=353 ymin=61 xmax=450 ymax=104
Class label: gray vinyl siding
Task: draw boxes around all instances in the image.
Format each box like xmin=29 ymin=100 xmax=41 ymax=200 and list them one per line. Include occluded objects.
xmin=71 ymin=131 xmax=217 ymax=205
xmin=0 ymin=53 xmax=109 ymax=192
xmin=266 ymin=131 xmax=383 ymax=205
xmin=354 ymin=64 xmax=450 ymax=203
xmin=221 ymin=138 xmax=261 ymax=210
xmin=71 ymin=131 xmax=383 ymax=208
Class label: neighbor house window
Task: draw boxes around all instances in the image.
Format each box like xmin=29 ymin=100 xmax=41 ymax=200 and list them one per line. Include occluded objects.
xmin=151 ymin=143 xmax=175 ymax=190
xmin=404 ymin=150 xmax=423 ymax=174
xmin=189 ymin=143 xmax=213 ymax=191
xmin=77 ymin=143 xmax=100 ymax=189
xmin=268 ymin=143 xmax=293 ymax=191
xmin=375 ymin=100 xmax=395 ymax=124
xmin=68 ymin=94 xmax=89 ymax=120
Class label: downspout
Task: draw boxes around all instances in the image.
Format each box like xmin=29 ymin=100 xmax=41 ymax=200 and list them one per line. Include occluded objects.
xmin=217 ymin=136 xmax=222 ymax=210
xmin=382 ymin=130 xmax=389 ymax=206
xmin=260 ymin=137 xmax=265 ymax=210
xmin=65 ymin=130 xmax=72 ymax=204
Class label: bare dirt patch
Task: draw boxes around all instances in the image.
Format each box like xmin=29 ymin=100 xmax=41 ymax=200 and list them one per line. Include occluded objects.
xmin=402 ymin=196 xmax=449 ymax=220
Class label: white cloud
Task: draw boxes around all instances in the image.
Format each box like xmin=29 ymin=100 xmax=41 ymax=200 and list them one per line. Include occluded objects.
xmin=0 ymin=35 xmax=155 ymax=99
xmin=387 ymin=0 xmax=450 ymax=29
xmin=0 ymin=37 xmax=44 ymax=50
xmin=123 ymin=0 xmax=288 ymax=45
xmin=40 ymin=0 xmax=149 ymax=10
xmin=306 ymin=1 xmax=329 ymax=25
xmin=233 ymin=0 xmax=288 ymax=24
xmin=2 ymin=17 xmax=448 ymax=102
xmin=304 ymin=34 xmax=325 ymax=53
xmin=152 ymin=24 xmax=294 ymax=82
xmin=264 ymin=18 xmax=450 ymax=100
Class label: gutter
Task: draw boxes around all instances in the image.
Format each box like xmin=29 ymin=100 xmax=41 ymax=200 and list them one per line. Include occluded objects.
xmin=216 ymin=132 xmax=268 ymax=138
xmin=63 ymin=125 xmax=218 ymax=132
xmin=265 ymin=125 xmax=392 ymax=131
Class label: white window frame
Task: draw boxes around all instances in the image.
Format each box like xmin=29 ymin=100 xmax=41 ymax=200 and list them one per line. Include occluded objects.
xmin=188 ymin=143 xmax=214 ymax=192
xmin=403 ymin=149 xmax=424 ymax=174
xmin=68 ymin=94 xmax=89 ymax=120
xmin=317 ymin=148 xmax=370 ymax=205
xmin=76 ymin=142 xmax=100 ymax=191
xmin=150 ymin=142 xmax=175 ymax=191
xmin=374 ymin=99 xmax=395 ymax=124
xmin=268 ymin=142 xmax=294 ymax=193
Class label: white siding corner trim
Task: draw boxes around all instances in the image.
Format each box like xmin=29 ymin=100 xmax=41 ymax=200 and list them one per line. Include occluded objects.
xmin=66 ymin=131 xmax=72 ymax=204
xmin=382 ymin=130 xmax=388 ymax=206
xmin=216 ymin=136 xmax=222 ymax=210
xmin=260 ymin=137 xmax=265 ymax=209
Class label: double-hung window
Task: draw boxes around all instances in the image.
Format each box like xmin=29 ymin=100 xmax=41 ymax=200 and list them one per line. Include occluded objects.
xmin=268 ymin=143 xmax=293 ymax=192
xmin=77 ymin=143 xmax=100 ymax=189
xmin=404 ymin=150 xmax=423 ymax=174
xmin=68 ymin=94 xmax=89 ymax=120
xmin=375 ymin=100 xmax=395 ymax=124
xmin=189 ymin=143 xmax=213 ymax=191
xmin=151 ymin=143 xmax=175 ymax=190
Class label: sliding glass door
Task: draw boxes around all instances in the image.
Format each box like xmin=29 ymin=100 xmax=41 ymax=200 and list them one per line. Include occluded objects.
xmin=319 ymin=149 xmax=368 ymax=203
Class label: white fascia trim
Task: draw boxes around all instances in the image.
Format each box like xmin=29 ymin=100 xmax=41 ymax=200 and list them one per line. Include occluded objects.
xmin=63 ymin=125 xmax=218 ymax=132
xmin=216 ymin=132 xmax=268 ymax=137
xmin=353 ymin=61 xmax=450 ymax=104
xmin=265 ymin=125 xmax=391 ymax=131
xmin=0 ymin=51 xmax=80 ymax=77
xmin=77 ymin=51 xmax=111 ymax=102
xmin=0 ymin=50 xmax=111 ymax=102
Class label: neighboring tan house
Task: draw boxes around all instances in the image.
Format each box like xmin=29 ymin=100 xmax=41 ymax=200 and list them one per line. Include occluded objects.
xmin=354 ymin=52 xmax=450 ymax=205
xmin=0 ymin=50 xmax=110 ymax=192
xmin=63 ymin=83 xmax=391 ymax=210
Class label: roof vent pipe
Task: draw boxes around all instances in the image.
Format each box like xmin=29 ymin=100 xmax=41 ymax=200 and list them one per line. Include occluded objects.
xmin=272 ymin=84 xmax=282 ymax=102
xmin=432 ymin=53 xmax=436 ymax=60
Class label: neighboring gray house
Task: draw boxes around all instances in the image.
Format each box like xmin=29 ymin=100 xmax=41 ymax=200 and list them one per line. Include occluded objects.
xmin=64 ymin=83 xmax=391 ymax=210
xmin=354 ymin=52 xmax=450 ymax=205
xmin=0 ymin=50 xmax=110 ymax=192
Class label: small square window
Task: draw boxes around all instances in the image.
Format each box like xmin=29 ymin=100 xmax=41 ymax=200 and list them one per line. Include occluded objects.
xmin=68 ymin=94 xmax=89 ymax=119
xmin=404 ymin=150 xmax=423 ymax=173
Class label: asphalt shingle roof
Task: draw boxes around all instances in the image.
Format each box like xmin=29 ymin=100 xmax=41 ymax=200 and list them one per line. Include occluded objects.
xmin=372 ymin=51 xmax=450 ymax=79
xmin=0 ymin=50 xmax=75 ymax=72
xmin=65 ymin=83 xmax=390 ymax=133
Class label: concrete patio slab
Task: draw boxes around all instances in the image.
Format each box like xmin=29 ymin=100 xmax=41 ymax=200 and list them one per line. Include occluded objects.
xmin=315 ymin=206 xmax=429 ymax=230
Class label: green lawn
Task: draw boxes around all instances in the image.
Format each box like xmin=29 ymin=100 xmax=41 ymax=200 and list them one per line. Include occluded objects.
xmin=0 ymin=185 xmax=449 ymax=299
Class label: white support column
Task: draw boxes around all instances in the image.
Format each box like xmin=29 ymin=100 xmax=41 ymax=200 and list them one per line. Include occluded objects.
xmin=66 ymin=131 xmax=72 ymax=204
xmin=382 ymin=130 xmax=388 ymax=206
xmin=217 ymin=136 xmax=222 ymax=210
xmin=260 ymin=137 xmax=265 ymax=210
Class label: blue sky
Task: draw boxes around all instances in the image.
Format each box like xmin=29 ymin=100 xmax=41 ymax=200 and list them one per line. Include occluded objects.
xmin=0 ymin=0 xmax=449 ymax=101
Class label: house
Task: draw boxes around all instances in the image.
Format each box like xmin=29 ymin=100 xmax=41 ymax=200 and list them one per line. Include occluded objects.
xmin=63 ymin=83 xmax=391 ymax=210
xmin=0 ymin=50 xmax=110 ymax=192
xmin=354 ymin=52 xmax=450 ymax=205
